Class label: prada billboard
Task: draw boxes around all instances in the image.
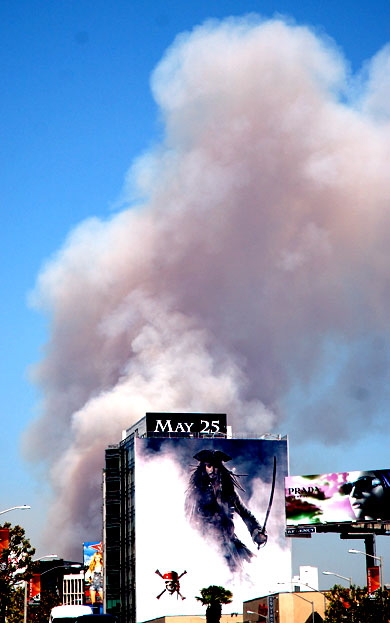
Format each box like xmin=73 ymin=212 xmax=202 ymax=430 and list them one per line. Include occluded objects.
xmin=286 ymin=469 xmax=390 ymax=526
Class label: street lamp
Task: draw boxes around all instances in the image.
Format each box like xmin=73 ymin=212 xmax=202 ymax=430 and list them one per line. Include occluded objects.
xmin=323 ymin=571 xmax=352 ymax=587
xmin=0 ymin=506 xmax=31 ymax=515
xmin=246 ymin=609 xmax=267 ymax=621
xmin=24 ymin=564 xmax=83 ymax=623
xmin=277 ymin=583 xmax=316 ymax=623
xmin=349 ymin=548 xmax=383 ymax=589
xmin=300 ymin=583 xmax=328 ymax=611
xmin=40 ymin=563 xmax=82 ymax=576
xmin=291 ymin=592 xmax=315 ymax=623
xmin=24 ymin=556 xmax=59 ymax=623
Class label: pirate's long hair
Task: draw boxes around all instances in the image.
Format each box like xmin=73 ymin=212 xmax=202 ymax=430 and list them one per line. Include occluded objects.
xmin=184 ymin=450 xmax=257 ymax=572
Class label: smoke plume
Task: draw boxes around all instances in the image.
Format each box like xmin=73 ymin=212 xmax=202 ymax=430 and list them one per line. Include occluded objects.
xmin=23 ymin=16 xmax=390 ymax=557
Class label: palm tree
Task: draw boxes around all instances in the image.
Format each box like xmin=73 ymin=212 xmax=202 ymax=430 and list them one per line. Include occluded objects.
xmin=195 ymin=585 xmax=233 ymax=623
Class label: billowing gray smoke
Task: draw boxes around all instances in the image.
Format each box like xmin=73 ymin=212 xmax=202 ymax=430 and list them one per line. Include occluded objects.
xmin=23 ymin=16 xmax=390 ymax=557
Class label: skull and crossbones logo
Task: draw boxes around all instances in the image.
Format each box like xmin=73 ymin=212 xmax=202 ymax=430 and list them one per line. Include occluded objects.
xmin=155 ymin=569 xmax=187 ymax=600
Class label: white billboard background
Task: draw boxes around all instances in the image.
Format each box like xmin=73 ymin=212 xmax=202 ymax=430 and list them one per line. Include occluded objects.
xmin=135 ymin=439 xmax=291 ymax=622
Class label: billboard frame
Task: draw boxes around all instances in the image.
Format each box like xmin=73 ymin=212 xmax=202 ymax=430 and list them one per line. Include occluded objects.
xmin=285 ymin=469 xmax=390 ymax=538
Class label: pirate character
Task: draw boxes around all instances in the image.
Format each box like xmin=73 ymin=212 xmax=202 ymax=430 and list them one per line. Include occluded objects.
xmin=185 ymin=449 xmax=274 ymax=572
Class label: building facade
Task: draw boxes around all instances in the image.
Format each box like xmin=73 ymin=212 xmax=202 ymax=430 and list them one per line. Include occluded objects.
xmin=63 ymin=572 xmax=85 ymax=605
xmin=244 ymin=591 xmax=327 ymax=623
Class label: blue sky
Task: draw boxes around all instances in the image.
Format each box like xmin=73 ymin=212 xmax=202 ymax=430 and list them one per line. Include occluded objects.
xmin=1 ymin=0 xmax=390 ymax=588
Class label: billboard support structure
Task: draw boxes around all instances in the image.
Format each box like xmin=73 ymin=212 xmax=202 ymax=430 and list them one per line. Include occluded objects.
xmin=365 ymin=534 xmax=377 ymax=584
xmin=285 ymin=470 xmax=390 ymax=593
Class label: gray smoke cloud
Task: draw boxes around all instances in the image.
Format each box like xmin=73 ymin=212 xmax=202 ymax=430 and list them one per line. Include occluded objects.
xmin=23 ymin=16 xmax=390 ymax=557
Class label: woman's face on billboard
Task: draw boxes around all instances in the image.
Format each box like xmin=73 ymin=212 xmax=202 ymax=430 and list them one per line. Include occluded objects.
xmin=346 ymin=471 xmax=385 ymax=520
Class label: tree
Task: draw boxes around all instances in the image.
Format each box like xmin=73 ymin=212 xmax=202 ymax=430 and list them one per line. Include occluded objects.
xmin=0 ymin=523 xmax=35 ymax=623
xmin=324 ymin=583 xmax=390 ymax=623
xmin=5 ymin=585 xmax=24 ymax=623
xmin=6 ymin=583 xmax=61 ymax=623
xmin=26 ymin=588 xmax=61 ymax=623
xmin=195 ymin=585 xmax=233 ymax=623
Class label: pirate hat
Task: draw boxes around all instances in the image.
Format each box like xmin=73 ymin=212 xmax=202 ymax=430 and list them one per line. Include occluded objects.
xmin=193 ymin=449 xmax=232 ymax=464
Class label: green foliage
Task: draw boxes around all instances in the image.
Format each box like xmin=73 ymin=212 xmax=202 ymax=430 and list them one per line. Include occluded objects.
xmin=324 ymin=583 xmax=390 ymax=623
xmin=196 ymin=585 xmax=233 ymax=623
xmin=5 ymin=585 xmax=24 ymax=623
xmin=5 ymin=586 xmax=61 ymax=623
xmin=195 ymin=585 xmax=233 ymax=606
xmin=27 ymin=588 xmax=61 ymax=623
xmin=0 ymin=523 xmax=35 ymax=623
xmin=0 ymin=523 xmax=35 ymax=583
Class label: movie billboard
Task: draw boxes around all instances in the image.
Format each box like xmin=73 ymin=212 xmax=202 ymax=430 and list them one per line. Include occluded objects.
xmin=285 ymin=469 xmax=390 ymax=526
xmin=135 ymin=437 xmax=290 ymax=622
xmin=83 ymin=542 xmax=103 ymax=607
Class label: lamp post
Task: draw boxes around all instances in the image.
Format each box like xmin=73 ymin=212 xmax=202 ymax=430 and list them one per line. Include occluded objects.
xmin=349 ymin=548 xmax=383 ymax=589
xmin=39 ymin=562 xmax=82 ymax=601
xmin=301 ymin=583 xmax=328 ymax=612
xmin=246 ymin=609 xmax=267 ymax=621
xmin=24 ymin=556 xmax=59 ymax=623
xmin=277 ymin=583 xmax=315 ymax=623
xmin=323 ymin=571 xmax=352 ymax=587
xmin=24 ymin=562 xmax=82 ymax=620
xmin=0 ymin=506 xmax=31 ymax=515
xmin=40 ymin=563 xmax=81 ymax=576
xmin=291 ymin=592 xmax=315 ymax=623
